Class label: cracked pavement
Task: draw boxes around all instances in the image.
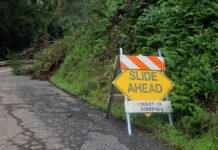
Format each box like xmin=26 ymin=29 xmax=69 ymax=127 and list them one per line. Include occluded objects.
xmin=0 ymin=67 xmax=174 ymax=150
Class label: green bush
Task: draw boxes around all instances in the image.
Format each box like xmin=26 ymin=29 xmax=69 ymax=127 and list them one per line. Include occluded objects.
xmin=182 ymin=104 xmax=209 ymax=136
xmin=33 ymin=0 xmax=217 ymax=149
xmin=130 ymin=0 xmax=217 ymax=136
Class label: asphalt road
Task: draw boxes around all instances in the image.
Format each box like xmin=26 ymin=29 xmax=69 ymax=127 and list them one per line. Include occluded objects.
xmin=0 ymin=67 xmax=174 ymax=150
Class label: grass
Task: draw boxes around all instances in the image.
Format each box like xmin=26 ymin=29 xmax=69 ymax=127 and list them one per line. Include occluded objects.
xmin=29 ymin=23 xmax=215 ymax=149
xmin=160 ymin=125 xmax=217 ymax=150
xmin=50 ymin=70 xmax=217 ymax=150
xmin=31 ymin=1 xmax=217 ymax=148
xmin=49 ymin=44 xmax=217 ymax=149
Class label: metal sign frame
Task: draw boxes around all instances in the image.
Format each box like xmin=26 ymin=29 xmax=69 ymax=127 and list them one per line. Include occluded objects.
xmin=105 ymin=48 xmax=174 ymax=136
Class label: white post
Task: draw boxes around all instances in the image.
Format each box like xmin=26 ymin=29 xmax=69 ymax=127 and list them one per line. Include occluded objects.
xmin=120 ymin=48 xmax=132 ymax=136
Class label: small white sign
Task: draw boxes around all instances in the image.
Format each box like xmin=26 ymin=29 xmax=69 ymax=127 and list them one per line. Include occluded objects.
xmin=125 ymin=101 xmax=172 ymax=113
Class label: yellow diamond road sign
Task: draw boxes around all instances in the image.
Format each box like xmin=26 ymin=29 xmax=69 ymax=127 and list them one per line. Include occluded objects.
xmin=112 ymin=70 xmax=174 ymax=101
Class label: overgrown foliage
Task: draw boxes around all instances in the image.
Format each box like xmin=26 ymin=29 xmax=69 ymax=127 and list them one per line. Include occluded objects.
xmin=0 ymin=0 xmax=55 ymax=58
xmin=116 ymin=0 xmax=218 ymax=137
xmin=32 ymin=37 xmax=69 ymax=80
xmin=32 ymin=0 xmax=217 ymax=149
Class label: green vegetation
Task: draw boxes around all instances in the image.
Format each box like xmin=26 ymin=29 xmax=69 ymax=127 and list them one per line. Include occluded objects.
xmin=32 ymin=37 xmax=69 ymax=79
xmin=10 ymin=0 xmax=218 ymax=149
xmin=0 ymin=0 xmax=56 ymax=58
xmin=10 ymin=54 xmax=27 ymax=75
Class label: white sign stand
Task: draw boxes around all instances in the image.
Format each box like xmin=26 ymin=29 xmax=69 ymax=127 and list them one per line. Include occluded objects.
xmin=105 ymin=48 xmax=174 ymax=136
xmin=120 ymin=48 xmax=132 ymax=136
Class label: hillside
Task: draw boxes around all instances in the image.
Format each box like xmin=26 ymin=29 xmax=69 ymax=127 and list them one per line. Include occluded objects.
xmin=25 ymin=0 xmax=217 ymax=149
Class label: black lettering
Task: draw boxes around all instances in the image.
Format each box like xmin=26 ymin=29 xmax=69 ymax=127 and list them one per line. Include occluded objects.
xmin=146 ymin=102 xmax=151 ymax=106
xmin=137 ymin=102 xmax=144 ymax=106
xmin=128 ymin=83 xmax=134 ymax=93
xmin=136 ymin=72 xmax=143 ymax=80
xmin=142 ymin=83 xmax=148 ymax=93
xmin=144 ymin=72 xmax=151 ymax=81
xmin=141 ymin=107 xmax=145 ymax=111
xmin=135 ymin=83 xmax=142 ymax=92
xmin=129 ymin=71 xmax=135 ymax=80
xmin=149 ymin=84 xmax=156 ymax=93
xmin=155 ymin=84 xmax=162 ymax=93
xmin=151 ymin=72 xmax=157 ymax=81
xmin=141 ymin=107 xmax=149 ymax=111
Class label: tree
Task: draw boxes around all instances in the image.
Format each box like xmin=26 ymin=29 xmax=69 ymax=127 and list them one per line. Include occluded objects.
xmin=0 ymin=0 xmax=54 ymax=58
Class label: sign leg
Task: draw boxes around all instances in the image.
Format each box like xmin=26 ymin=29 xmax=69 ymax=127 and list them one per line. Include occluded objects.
xmin=168 ymin=113 xmax=173 ymax=125
xmin=125 ymin=96 xmax=132 ymax=136
xmin=126 ymin=113 xmax=132 ymax=135
xmin=166 ymin=95 xmax=173 ymax=125
xmin=105 ymin=56 xmax=119 ymax=119
xmin=120 ymin=48 xmax=132 ymax=135
xmin=105 ymin=85 xmax=115 ymax=119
